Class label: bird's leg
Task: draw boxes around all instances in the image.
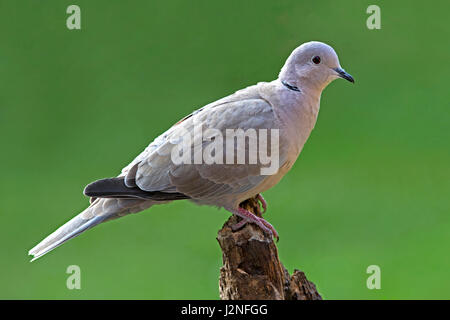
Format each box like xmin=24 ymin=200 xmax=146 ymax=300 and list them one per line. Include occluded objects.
xmin=257 ymin=194 xmax=267 ymax=214
xmin=229 ymin=207 xmax=279 ymax=241
xmin=231 ymin=218 xmax=248 ymax=231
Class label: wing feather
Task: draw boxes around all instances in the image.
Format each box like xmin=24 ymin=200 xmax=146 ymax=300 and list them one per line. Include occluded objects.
xmin=121 ymin=84 xmax=287 ymax=202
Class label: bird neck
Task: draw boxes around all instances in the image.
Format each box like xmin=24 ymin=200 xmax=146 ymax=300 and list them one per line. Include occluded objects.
xmin=279 ymin=61 xmax=328 ymax=96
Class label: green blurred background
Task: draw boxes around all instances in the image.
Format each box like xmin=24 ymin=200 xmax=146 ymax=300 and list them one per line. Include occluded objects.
xmin=0 ymin=0 xmax=449 ymax=299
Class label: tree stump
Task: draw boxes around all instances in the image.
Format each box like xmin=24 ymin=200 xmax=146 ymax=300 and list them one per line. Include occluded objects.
xmin=217 ymin=196 xmax=322 ymax=300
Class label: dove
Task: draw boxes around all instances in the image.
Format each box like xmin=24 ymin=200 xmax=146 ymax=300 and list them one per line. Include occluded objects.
xmin=29 ymin=41 xmax=354 ymax=261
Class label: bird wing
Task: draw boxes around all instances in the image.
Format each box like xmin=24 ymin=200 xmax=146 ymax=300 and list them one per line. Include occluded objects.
xmin=121 ymin=85 xmax=287 ymax=201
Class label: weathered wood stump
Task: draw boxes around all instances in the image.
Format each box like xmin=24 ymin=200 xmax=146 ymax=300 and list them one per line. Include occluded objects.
xmin=217 ymin=196 xmax=322 ymax=300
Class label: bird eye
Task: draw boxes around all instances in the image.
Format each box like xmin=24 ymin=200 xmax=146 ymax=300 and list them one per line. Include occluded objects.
xmin=312 ymin=56 xmax=321 ymax=64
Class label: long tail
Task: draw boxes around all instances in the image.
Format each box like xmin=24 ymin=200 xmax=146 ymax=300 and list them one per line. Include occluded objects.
xmin=28 ymin=198 xmax=152 ymax=261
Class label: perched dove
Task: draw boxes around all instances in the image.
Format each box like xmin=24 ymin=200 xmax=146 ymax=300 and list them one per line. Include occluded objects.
xmin=29 ymin=41 xmax=354 ymax=261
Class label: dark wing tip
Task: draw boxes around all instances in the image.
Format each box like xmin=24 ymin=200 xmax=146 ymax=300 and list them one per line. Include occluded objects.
xmin=83 ymin=178 xmax=120 ymax=197
xmin=83 ymin=177 xmax=190 ymax=201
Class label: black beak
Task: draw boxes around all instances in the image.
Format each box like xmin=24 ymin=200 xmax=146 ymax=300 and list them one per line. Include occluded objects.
xmin=334 ymin=67 xmax=354 ymax=83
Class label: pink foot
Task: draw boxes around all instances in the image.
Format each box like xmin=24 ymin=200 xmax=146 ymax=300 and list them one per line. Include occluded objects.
xmin=231 ymin=218 xmax=248 ymax=231
xmin=257 ymin=194 xmax=267 ymax=214
xmin=229 ymin=207 xmax=279 ymax=241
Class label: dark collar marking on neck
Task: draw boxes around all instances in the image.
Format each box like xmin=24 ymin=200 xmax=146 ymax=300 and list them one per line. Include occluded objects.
xmin=282 ymin=80 xmax=301 ymax=92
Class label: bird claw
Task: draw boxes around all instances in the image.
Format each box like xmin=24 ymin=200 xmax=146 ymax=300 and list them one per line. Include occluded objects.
xmin=230 ymin=207 xmax=279 ymax=241
xmin=257 ymin=194 xmax=267 ymax=214
xmin=258 ymin=217 xmax=279 ymax=242
xmin=231 ymin=218 xmax=248 ymax=231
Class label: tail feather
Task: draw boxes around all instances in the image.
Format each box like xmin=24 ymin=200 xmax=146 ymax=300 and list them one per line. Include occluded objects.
xmin=28 ymin=213 xmax=107 ymax=262
xmin=29 ymin=197 xmax=154 ymax=261
xmin=29 ymin=214 xmax=107 ymax=262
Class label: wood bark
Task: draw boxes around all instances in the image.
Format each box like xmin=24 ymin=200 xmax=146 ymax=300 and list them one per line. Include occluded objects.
xmin=217 ymin=196 xmax=322 ymax=300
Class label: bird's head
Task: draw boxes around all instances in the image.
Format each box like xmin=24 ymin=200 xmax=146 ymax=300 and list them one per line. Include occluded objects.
xmin=279 ymin=41 xmax=354 ymax=92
